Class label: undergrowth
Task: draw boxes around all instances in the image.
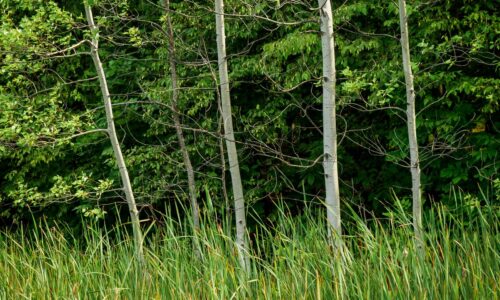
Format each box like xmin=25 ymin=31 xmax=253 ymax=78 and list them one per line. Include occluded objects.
xmin=0 ymin=193 xmax=498 ymax=299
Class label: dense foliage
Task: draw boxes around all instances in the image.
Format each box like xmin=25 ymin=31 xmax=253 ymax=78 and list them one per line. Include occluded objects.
xmin=0 ymin=0 xmax=498 ymax=228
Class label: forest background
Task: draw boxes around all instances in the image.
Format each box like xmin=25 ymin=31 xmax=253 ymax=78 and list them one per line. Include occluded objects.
xmin=0 ymin=0 xmax=498 ymax=297
xmin=1 ymin=0 xmax=497 ymax=229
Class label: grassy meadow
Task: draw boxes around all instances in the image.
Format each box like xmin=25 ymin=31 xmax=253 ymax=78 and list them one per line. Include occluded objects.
xmin=0 ymin=196 xmax=498 ymax=299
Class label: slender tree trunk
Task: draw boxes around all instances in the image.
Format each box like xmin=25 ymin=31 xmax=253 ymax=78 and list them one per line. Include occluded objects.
xmin=208 ymin=59 xmax=231 ymax=234
xmin=214 ymin=0 xmax=249 ymax=271
xmin=318 ymin=0 xmax=341 ymax=247
xmin=219 ymin=118 xmax=231 ymax=220
xmin=163 ymin=0 xmax=200 ymax=233
xmin=207 ymin=53 xmax=230 ymax=217
xmin=398 ymin=0 xmax=424 ymax=254
xmin=84 ymin=3 xmax=144 ymax=264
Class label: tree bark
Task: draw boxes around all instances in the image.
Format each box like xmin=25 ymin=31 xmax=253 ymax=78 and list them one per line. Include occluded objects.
xmin=214 ymin=0 xmax=250 ymax=272
xmin=84 ymin=3 xmax=144 ymax=264
xmin=163 ymin=0 xmax=200 ymax=233
xmin=398 ymin=0 xmax=424 ymax=255
xmin=318 ymin=0 xmax=342 ymax=247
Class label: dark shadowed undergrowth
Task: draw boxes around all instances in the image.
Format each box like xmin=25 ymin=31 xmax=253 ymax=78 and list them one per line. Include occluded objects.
xmin=0 ymin=194 xmax=498 ymax=299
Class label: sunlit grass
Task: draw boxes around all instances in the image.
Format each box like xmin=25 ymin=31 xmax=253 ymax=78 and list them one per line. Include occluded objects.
xmin=0 ymin=194 xmax=498 ymax=299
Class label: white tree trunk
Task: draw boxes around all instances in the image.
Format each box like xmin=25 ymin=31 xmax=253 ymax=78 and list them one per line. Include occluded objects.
xmin=214 ymin=0 xmax=249 ymax=271
xmin=398 ymin=0 xmax=424 ymax=254
xmin=84 ymin=3 xmax=144 ymax=263
xmin=164 ymin=0 xmax=200 ymax=233
xmin=318 ymin=0 xmax=341 ymax=246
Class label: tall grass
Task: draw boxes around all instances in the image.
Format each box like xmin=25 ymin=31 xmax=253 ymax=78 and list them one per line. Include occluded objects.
xmin=0 ymin=193 xmax=498 ymax=299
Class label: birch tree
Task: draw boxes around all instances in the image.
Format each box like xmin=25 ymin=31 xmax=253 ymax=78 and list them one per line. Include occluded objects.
xmin=398 ymin=0 xmax=424 ymax=254
xmin=318 ymin=0 xmax=341 ymax=246
xmin=214 ymin=0 xmax=250 ymax=271
xmin=163 ymin=0 xmax=200 ymax=233
xmin=84 ymin=1 xmax=144 ymax=263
